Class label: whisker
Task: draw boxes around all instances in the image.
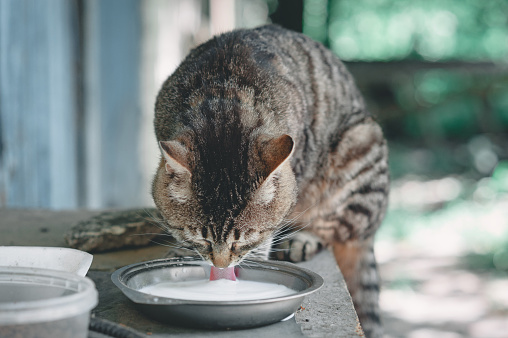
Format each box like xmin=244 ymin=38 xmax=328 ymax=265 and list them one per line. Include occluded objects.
xmin=280 ymin=202 xmax=317 ymax=226
xmin=271 ymin=220 xmax=312 ymax=245
xmin=238 ymin=261 xmax=259 ymax=269
xmin=143 ymin=208 xmax=165 ymax=224
xmin=142 ymin=208 xmax=176 ymax=236
xmin=149 ymin=240 xmax=195 ymax=252
xmin=193 ymin=249 xmax=206 ymax=261
xmin=262 ymin=247 xmax=288 ymax=252
xmin=241 ymin=258 xmax=268 ymax=268
xmin=130 ymin=232 xmax=174 ymax=237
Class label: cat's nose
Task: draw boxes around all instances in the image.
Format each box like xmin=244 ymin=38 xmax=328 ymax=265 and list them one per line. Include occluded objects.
xmin=211 ymin=254 xmax=230 ymax=268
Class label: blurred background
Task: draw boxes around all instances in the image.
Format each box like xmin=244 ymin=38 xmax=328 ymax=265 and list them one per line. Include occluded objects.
xmin=1 ymin=0 xmax=507 ymax=336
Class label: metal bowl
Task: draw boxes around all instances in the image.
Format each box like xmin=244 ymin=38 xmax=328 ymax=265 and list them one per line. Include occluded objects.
xmin=111 ymin=257 xmax=323 ymax=329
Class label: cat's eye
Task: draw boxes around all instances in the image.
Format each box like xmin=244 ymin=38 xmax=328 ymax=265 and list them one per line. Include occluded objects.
xmin=232 ymin=240 xmax=262 ymax=254
xmin=231 ymin=242 xmax=242 ymax=254
xmin=196 ymin=239 xmax=212 ymax=253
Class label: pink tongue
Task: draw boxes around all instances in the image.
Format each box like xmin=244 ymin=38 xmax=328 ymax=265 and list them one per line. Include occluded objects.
xmin=210 ymin=266 xmax=236 ymax=281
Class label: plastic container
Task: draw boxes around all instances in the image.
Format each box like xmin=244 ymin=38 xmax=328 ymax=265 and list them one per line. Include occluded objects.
xmin=0 ymin=267 xmax=98 ymax=338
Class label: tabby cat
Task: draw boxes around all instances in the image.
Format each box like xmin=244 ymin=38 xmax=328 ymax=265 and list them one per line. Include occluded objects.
xmin=152 ymin=25 xmax=389 ymax=338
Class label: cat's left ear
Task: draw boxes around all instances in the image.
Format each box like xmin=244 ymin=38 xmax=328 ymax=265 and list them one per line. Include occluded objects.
xmin=159 ymin=140 xmax=191 ymax=176
xmin=257 ymin=134 xmax=294 ymax=180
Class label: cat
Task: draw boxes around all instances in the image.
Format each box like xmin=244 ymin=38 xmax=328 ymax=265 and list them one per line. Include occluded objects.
xmin=151 ymin=25 xmax=389 ymax=338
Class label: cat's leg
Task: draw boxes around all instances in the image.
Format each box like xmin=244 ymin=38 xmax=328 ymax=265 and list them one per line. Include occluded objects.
xmin=308 ymin=212 xmax=384 ymax=338
xmin=333 ymin=238 xmax=382 ymax=338
xmin=271 ymin=223 xmax=381 ymax=338
xmin=271 ymin=230 xmax=323 ymax=262
xmin=306 ymin=118 xmax=389 ymax=338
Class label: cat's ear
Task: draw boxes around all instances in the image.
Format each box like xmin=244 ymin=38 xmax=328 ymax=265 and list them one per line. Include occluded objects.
xmin=257 ymin=134 xmax=294 ymax=180
xmin=159 ymin=140 xmax=191 ymax=175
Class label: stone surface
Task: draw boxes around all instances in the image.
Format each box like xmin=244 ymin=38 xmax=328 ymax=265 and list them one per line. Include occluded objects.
xmin=89 ymin=267 xmax=307 ymax=338
xmin=0 ymin=208 xmax=102 ymax=247
xmin=0 ymin=209 xmax=363 ymax=337
xmin=296 ymin=252 xmax=365 ymax=337
xmin=64 ymin=208 xmax=164 ymax=252
xmin=89 ymin=250 xmax=362 ymax=337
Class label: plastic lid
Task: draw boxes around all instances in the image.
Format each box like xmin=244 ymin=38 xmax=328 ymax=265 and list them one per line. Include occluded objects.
xmin=0 ymin=267 xmax=98 ymax=325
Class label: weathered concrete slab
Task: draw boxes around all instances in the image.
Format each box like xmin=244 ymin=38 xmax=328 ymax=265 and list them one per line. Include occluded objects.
xmin=89 ymin=267 xmax=306 ymax=338
xmin=296 ymin=253 xmax=364 ymax=337
xmin=0 ymin=209 xmax=363 ymax=337
xmin=88 ymin=250 xmax=362 ymax=337
xmin=0 ymin=208 xmax=102 ymax=247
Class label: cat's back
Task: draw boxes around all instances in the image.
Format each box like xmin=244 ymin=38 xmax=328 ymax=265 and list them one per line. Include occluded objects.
xmin=154 ymin=25 xmax=371 ymax=183
xmin=156 ymin=25 xmax=365 ymax=140
xmin=154 ymin=25 xmax=292 ymax=142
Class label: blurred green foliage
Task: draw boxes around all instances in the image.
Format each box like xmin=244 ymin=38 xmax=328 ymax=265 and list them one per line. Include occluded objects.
xmin=299 ymin=0 xmax=508 ymax=269
xmin=302 ymin=0 xmax=508 ymax=150
xmin=491 ymin=160 xmax=508 ymax=192
xmin=377 ymin=160 xmax=508 ymax=274
xmin=303 ymin=0 xmax=508 ymax=61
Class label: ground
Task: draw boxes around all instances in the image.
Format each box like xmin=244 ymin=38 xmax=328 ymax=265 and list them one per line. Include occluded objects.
xmin=376 ymin=172 xmax=508 ymax=338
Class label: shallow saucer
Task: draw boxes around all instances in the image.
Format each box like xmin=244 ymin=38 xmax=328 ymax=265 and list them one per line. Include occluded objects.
xmin=111 ymin=257 xmax=323 ymax=329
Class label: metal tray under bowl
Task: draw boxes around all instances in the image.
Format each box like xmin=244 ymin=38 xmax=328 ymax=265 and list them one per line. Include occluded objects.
xmin=111 ymin=257 xmax=324 ymax=330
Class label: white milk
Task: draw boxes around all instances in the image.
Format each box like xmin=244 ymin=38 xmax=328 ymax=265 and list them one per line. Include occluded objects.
xmin=139 ymin=279 xmax=296 ymax=301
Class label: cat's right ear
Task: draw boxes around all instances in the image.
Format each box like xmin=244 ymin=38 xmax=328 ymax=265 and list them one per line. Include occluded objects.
xmin=256 ymin=134 xmax=294 ymax=181
xmin=159 ymin=140 xmax=191 ymax=176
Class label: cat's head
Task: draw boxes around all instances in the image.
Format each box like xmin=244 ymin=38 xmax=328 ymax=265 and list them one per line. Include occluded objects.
xmin=152 ymin=133 xmax=297 ymax=268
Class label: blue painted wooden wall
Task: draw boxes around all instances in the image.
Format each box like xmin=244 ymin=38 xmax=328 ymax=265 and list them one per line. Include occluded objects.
xmin=0 ymin=0 xmax=143 ymax=209
xmin=0 ymin=0 xmax=79 ymax=208
xmin=84 ymin=0 xmax=143 ymax=208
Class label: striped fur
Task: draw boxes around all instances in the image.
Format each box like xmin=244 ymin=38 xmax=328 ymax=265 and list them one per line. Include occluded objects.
xmin=152 ymin=25 xmax=389 ymax=338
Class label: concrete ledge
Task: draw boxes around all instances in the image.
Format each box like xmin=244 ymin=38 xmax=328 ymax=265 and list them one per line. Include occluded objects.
xmin=0 ymin=209 xmax=362 ymax=337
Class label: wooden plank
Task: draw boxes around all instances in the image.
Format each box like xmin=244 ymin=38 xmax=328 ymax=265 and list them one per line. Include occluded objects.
xmin=47 ymin=0 xmax=79 ymax=209
xmin=84 ymin=0 xmax=143 ymax=208
xmin=0 ymin=0 xmax=78 ymax=209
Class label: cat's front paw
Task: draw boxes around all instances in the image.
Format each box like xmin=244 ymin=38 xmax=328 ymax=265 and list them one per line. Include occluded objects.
xmin=272 ymin=231 xmax=323 ymax=263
